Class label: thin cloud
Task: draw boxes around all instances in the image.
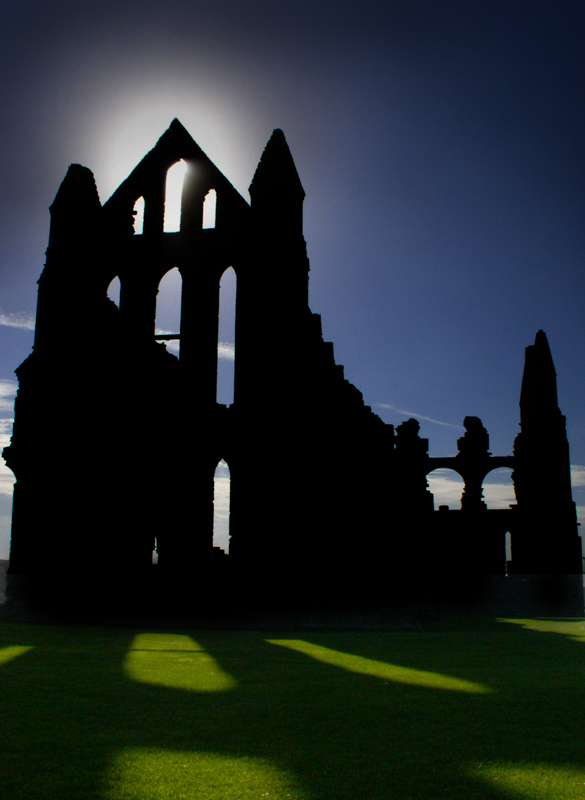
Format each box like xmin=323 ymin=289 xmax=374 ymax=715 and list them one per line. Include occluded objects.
xmin=0 ymin=311 xmax=34 ymax=330
xmin=218 ymin=342 xmax=235 ymax=361
xmin=427 ymin=467 xmax=515 ymax=509
xmin=154 ymin=333 xmax=234 ymax=361
xmin=571 ymin=465 xmax=585 ymax=487
xmin=375 ymin=403 xmax=463 ymax=429
xmin=0 ymin=381 xmax=17 ymax=414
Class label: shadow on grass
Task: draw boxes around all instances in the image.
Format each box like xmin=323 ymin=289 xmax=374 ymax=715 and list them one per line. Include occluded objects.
xmin=1 ymin=618 xmax=585 ymax=799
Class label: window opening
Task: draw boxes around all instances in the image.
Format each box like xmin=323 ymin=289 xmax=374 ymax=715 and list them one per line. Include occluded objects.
xmin=427 ymin=468 xmax=465 ymax=510
xmin=152 ymin=537 xmax=158 ymax=565
xmin=155 ymin=267 xmax=182 ymax=356
xmin=482 ymin=467 xmax=515 ymax=509
xmin=107 ymin=276 xmax=121 ymax=307
xmin=505 ymin=531 xmax=512 ymax=576
xmin=163 ymin=160 xmax=188 ymax=232
xmin=213 ymin=460 xmax=230 ymax=554
xmin=217 ymin=267 xmax=236 ymax=405
xmin=203 ymin=189 xmax=217 ymax=229
xmin=133 ymin=196 xmax=145 ymax=235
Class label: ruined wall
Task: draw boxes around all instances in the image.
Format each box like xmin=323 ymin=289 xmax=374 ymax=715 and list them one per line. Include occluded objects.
xmin=3 ymin=121 xmax=582 ymax=594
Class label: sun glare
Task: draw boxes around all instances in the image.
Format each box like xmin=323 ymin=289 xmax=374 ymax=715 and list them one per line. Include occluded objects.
xmin=202 ymin=188 xmax=217 ymax=228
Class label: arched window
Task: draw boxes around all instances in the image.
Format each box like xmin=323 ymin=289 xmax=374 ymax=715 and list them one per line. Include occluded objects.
xmin=213 ymin=459 xmax=230 ymax=553
xmin=107 ymin=276 xmax=121 ymax=307
xmin=217 ymin=267 xmax=236 ymax=405
xmin=155 ymin=267 xmax=182 ymax=356
xmin=203 ymin=188 xmax=217 ymax=229
xmin=163 ymin=160 xmax=188 ymax=232
xmin=133 ymin=196 xmax=145 ymax=235
xmin=482 ymin=467 xmax=515 ymax=509
xmin=427 ymin=468 xmax=465 ymax=510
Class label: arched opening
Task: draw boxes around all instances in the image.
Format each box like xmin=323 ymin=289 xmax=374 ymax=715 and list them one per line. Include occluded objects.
xmin=482 ymin=467 xmax=515 ymax=509
xmin=133 ymin=196 xmax=145 ymax=235
xmin=107 ymin=276 xmax=121 ymax=307
xmin=163 ymin=160 xmax=188 ymax=232
xmin=427 ymin=468 xmax=465 ymax=510
xmin=217 ymin=267 xmax=236 ymax=405
xmin=213 ymin=459 xmax=230 ymax=554
xmin=505 ymin=531 xmax=512 ymax=575
xmin=155 ymin=267 xmax=182 ymax=356
xmin=203 ymin=188 xmax=217 ymax=229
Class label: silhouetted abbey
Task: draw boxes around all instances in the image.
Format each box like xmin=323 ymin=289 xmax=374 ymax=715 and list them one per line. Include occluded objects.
xmin=3 ymin=120 xmax=582 ymax=606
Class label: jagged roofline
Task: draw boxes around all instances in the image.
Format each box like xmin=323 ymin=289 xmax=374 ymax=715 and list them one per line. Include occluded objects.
xmin=103 ymin=118 xmax=249 ymax=209
xmin=249 ymin=128 xmax=305 ymax=197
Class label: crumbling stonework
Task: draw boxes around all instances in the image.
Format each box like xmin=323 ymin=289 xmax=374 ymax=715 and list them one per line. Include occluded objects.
xmin=3 ymin=121 xmax=582 ymax=606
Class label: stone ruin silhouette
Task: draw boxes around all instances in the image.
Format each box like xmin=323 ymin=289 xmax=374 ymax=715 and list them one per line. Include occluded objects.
xmin=3 ymin=120 xmax=583 ymax=613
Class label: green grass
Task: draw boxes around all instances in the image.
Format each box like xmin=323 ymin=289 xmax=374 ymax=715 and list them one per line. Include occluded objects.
xmin=1 ymin=618 xmax=585 ymax=799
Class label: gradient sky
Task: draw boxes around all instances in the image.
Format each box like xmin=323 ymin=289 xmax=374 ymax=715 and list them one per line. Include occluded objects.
xmin=0 ymin=0 xmax=584 ymax=558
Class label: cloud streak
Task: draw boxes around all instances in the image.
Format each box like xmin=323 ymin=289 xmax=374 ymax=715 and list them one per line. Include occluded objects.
xmin=0 ymin=381 xmax=17 ymax=414
xmin=0 ymin=311 xmax=35 ymax=330
xmin=570 ymin=465 xmax=585 ymax=487
xmin=374 ymin=403 xmax=463 ymax=429
xmin=218 ymin=342 xmax=235 ymax=361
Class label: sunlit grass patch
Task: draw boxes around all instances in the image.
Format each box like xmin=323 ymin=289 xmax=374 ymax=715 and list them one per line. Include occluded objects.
xmin=500 ymin=618 xmax=585 ymax=643
xmin=2 ymin=620 xmax=585 ymax=800
xmin=0 ymin=645 xmax=33 ymax=666
xmin=470 ymin=761 xmax=585 ymax=799
xmin=124 ymin=633 xmax=237 ymax=692
xmin=267 ymin=639 xmax=491 ymax=693
xmin=107 ymin=748 xmax=308 ymax=800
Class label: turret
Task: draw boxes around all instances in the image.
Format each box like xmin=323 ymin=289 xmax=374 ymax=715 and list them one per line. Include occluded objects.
xmin=249 ymin=129 xmax=305 ymax=238
xmin=35 ymin=165 xmax=103 ymax=351
xmin=512 ymin=330 xmax=582 ymax=573
xmin=519 ymin=329 xmax=561 ymax=427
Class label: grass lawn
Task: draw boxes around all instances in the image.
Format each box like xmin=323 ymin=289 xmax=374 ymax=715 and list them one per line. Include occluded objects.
xmin=1 ymin=617 xmax=585 ymax=799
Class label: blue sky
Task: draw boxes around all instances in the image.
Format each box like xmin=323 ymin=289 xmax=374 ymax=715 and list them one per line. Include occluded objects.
xmin=0 ymin=0 xmax=584 ymax=558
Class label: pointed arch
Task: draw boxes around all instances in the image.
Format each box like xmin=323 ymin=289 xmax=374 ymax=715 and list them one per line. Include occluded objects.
xmin=133 ymin=196 xmax=145 ymax=235
xmin=203 ymin=189 xmax=217 ymax=229
xmin=107 ymin=276 xmax=121 ymax=307
xmin=217 ymin=267 xmax=236 ymax=405
xmin=155 ymin=267 xmax=182 ymax=355
xmin=213 ymin=459 xmax=231 ymax=553
xmin=164 ymin=160 xmax=188 ymax=232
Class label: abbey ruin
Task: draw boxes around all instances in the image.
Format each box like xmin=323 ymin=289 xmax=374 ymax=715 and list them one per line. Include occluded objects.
xmin=3 ymin=120 xmax=582 ymax=609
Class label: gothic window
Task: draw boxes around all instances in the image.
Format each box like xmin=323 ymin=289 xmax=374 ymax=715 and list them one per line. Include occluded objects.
xmin=213 ymin=459 xmax=231 ymax=554
xmin=107 ymin=276 xmax=121 ymax=307
xmin=163 ymin=160 xmax=188 ymax=232
xmin=217 ymin=267 xmax=236 ymax=404
xmin=203 ymin=188 xmax=217 ymax=229
xmin=155 ymin=267 xmax=182 ymax=355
